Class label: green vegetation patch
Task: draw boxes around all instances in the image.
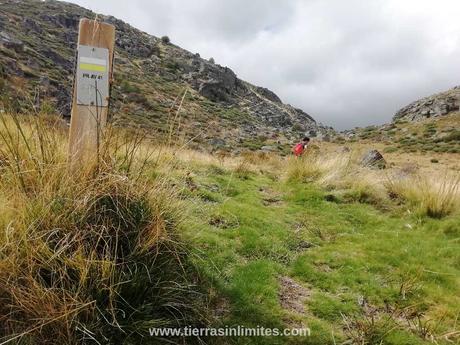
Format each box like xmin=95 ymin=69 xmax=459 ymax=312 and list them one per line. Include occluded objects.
xmin=180 ymin=160 xmax=460 ymax=344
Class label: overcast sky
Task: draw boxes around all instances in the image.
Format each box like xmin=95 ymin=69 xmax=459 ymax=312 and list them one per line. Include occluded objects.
xmin=68 ymin=0 xmax=460 ymax=130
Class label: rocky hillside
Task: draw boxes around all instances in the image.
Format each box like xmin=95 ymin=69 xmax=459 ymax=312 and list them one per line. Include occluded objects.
xmin=393 ymin=86 xmax=460 ymax=122
xmin=0 ymin=0 xmax=332 ymax=152
xmin=336 ymin=86 xmax=460 ymax=155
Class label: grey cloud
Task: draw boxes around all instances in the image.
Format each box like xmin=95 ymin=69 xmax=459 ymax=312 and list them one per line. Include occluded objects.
xmin=69 ymin=0 xmax=460 ymax=130
xmin=170 ymin=0 xmax=296 ymax=42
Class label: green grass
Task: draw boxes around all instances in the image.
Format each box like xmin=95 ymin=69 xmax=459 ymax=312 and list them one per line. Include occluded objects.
xmin=0 ymin=116 xmax=458 ymax=344
xmin=178 ymin=159 xmax=460 ymax=344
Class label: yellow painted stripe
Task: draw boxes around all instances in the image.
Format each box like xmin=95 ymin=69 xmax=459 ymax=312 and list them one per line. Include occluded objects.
xmin=80 ymin=63 xmax=106 ymax=72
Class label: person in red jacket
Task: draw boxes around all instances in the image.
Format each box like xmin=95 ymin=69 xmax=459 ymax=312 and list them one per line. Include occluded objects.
xmin=292 ymin=137 xmax=310 ymax=157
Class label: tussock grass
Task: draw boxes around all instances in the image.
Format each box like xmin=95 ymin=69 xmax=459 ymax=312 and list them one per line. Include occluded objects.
xmin=286 ymin=149 xmax=360 ymax=186
xmin=286 ymin=152 xmax=325 ymax=183
xmin=386 ymin=173 xmax=460 ymax=218
xmin=286 ymin=150 xmax=389 ymax=208
xmin=0 ymin=114 xmax=205 ymax=344
xmin=286 ymin=147 xmax=460 ymax=216
xmin=233 ymin=157 xmax=253 ymax=179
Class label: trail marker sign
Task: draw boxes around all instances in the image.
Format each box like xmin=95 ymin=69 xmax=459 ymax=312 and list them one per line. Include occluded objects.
xmin=76 ymin=45 xmax=110 ymax=107
xmin=68 ymin=19 xmax=115 ymax=166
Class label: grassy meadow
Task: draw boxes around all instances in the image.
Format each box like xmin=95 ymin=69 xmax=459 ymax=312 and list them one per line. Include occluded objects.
xmin=0 ymin=114 xmax=459 ymax=344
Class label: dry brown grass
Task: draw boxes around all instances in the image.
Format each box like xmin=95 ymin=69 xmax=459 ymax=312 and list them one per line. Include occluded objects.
xmin=285 ymin=145 xmax=460 ymax=216
xmin=385 ymin=173 xmax=460 ymax=218
xmin=286 ymin=149 xmax=388 ymax=206
xmin=0 ymin=114 xmax=205 ymax=344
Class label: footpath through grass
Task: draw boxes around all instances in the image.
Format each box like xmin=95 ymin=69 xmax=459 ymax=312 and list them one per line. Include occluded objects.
xmin=176 ymin=159 xmax=460 ymax=345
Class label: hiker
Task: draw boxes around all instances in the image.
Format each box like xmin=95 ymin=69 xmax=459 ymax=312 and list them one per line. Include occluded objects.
xmin=292 ymin=137 xmax=310 ymax=157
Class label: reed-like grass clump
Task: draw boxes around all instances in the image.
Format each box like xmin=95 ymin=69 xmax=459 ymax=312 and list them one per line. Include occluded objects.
xmin=286 ymin=149 xmax=389 ymax=208
xmin=385 ymin=173 xmax=460 ymax=218
xmin=285 ymin=147 xmax=460 ymax=216
xmin=0 ymin=114 xmax=205 ymax=344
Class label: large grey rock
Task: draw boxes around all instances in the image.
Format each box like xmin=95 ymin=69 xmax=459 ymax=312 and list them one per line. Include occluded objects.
xmin=197 ymin=66 xmax=239 ymax=102
xmin=199 ymin=79 xmax=234 ymax=102
xmin=361 ymin=149 xmax=386 ymax=169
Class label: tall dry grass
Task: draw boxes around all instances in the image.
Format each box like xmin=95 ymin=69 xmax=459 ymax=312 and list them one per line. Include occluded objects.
xmin=385 ymin=173 xmax=460 ymax=218
xmin=0 ymin=114 xmax=205 ymax=344
xmin=285 ymin=147 xmax=460 ymax=216
xmin=286 ymin=149 xmax=388 ymax=205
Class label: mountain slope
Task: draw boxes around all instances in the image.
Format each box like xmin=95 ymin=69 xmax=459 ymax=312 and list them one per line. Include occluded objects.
xmin=337 ymin=86 xmax=460 ymax=155
xmin=0 ymin=0 xmax=332 ymax=151
xmin=393 ymin=86 xmax=460 ymax=122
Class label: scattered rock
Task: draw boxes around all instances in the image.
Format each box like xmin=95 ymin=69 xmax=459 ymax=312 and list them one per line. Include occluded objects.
xmin=361 ymin=149 xmax=386 ymax=169
xmin=209 ymin=138 xmax=226 ymax=148
xmin=260 ymin=145 xmax=276 ymax=152
xmin=0 ymin=31 xmax=24 ymax=52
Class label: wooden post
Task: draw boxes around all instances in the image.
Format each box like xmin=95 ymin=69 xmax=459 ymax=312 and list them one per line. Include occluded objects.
xmin=68 ymin=19 xmax=115 ymax=166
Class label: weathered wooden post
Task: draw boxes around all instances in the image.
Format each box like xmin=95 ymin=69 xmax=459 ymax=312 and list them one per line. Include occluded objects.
xmin=68 ymin=18 xmax=115 ymax=166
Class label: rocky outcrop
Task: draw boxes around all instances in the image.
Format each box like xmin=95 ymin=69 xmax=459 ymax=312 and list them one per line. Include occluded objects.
xmin=0 ymin=31 xmax=24 ymax=52
xmin=393 ymin=87 xmax=460 ymax=122
xmin=255 ymin=86 xmax=282 ymax=103
xmin=195 ymin=66 xmax=239 ymax=102
xmin=0 ymin=0 xmax=334 ymax=150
